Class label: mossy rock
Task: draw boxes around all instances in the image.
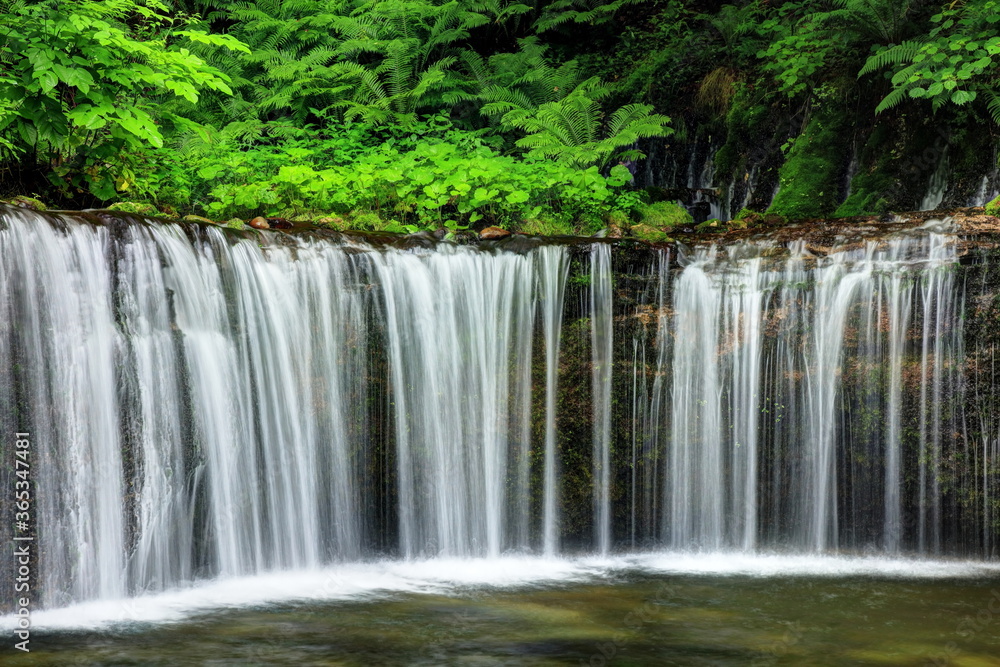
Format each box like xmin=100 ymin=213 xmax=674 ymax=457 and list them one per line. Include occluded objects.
xmin=606 ymin=209 xmax=631 ymax=227
xmin=4 ymin=196 xmax=46 ymax=211
xmin=347 ymin=210 xmax=384 ymax=231
xmin=730 ymin=208 xmax=766 ymax=229
xmin=637 ymin=200 xmax=692 ymax=228
xmin=315 ymin=216 xmax=346 ymax=230
xmin=183 ymin=214 xmax=219 ymax=225
xmin=629 ymin=224 xmax=673 ymax=243
xmin=986 ymin=194 xmax=1000 ymax=217
xmin=695 ymin=219 xmax=722 ymax=233
xmin=519 ymin=216 xmax=575 ymax=236
xmin=224 ymin=218 xmax=246 ymax=230
xmin=108 ymin=202 xmax=159 ymax=216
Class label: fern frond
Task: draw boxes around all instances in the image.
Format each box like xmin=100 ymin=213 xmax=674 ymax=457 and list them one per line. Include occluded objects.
xmin=859 ymin=40 xmax=924 ymax=77
xmin=874 ymin=85 xmax=909 ymax=114
xmin=987 ymin=90 xmax=1000 ymax=126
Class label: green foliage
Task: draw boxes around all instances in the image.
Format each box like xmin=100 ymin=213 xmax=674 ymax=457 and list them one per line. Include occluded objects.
xmin=5 ymin=0 xmax=997 ymax=229
xmin=534 ymin=0 xmax=647 ymax=33
xmin=329 ymin=0 xmax=510 ymax=126
xmin=757 ymin=6 xmax=840 ymax=98
xmin=188 ymin=117 xmax=632 ymax=231
xmin=499 ymin=78 xmax=672 ymax=168
xmin=0 ymin=0 xmax=244 ymax=198
xmin=861 ymin=1 xmax=1000 ymax=115
xmin=757 ymin=0 xmax=917 ymax=98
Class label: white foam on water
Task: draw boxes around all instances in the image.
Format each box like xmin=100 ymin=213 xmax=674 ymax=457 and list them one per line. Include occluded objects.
xmin=5 ymin=552 xmax=999 ymax=632
xmin=0 ymin=556 xmax=595 ymax=631
xmin=626 ymin=551 xmax=1000 ymax=578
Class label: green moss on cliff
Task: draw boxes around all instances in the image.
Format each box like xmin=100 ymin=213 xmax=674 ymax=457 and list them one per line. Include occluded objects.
xmin=986 ymin=194 xmax=1000 ymax=216
xmin=835 ymin=124 xmax=896 ymax=217
xmin=767 ymin=108 xmax=847 ymax=219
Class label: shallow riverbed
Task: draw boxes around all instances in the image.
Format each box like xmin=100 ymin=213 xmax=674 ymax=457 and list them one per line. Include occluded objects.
xmin=4 ymin=554 xmax=1000 ymax=666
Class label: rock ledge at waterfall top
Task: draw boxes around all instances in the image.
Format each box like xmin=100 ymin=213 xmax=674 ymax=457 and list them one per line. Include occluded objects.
xmin=8 ymin=203 xmax=1000 ymax=253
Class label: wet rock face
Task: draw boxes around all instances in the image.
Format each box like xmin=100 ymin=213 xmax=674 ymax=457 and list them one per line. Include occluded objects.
xmin=249 ymin=216 xmax=270 ymax=230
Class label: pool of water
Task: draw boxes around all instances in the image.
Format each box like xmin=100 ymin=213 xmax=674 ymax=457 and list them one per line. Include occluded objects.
xmin=5 ymin=554 xmax=1000 ymax=666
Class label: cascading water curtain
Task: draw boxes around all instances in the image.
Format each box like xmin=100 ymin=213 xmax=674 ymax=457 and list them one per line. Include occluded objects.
xmin=589 ymin=243 xmax=613 ymax=556
xmin=0 ymin=209 xmax=583 ymax=611
xmin=2 ymin=207 xmax=997 ymax=615
xmin=652 ymin=231 xmax=967 ymax=552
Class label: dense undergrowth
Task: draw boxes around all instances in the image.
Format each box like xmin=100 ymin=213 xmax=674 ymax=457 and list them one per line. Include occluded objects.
xmin=2 ymin=0 xmax=1000 ymax=235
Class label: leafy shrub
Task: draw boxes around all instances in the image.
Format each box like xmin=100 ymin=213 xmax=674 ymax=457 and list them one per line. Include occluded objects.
xmin=191 ymin=121 xmax=635 ymax=230
xmin=0 ymin=0 xmax=246 ymax=199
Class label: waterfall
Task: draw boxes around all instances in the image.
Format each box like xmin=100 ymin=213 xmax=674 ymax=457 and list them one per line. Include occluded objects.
xmin=920 ymin=155 xmax=949 ymax=211
xmin=2 ymin=214 xmax=126 ymax=605
xmin=537 ymin=246 xmax=569 ymax=556
xmin=0 ymin=207 xmax=996 ymax=617
xmin=589 ymin=244 xmax=613 ymax=555
xmin=650 ymin=228 xmax=965 ymax=552
xmin=375 ymin=246 xmax=537 ymax=558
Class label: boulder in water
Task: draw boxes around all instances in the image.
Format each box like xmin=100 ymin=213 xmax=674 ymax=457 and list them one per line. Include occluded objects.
xmin=249 ymin=216 xmax=270 ymax=230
